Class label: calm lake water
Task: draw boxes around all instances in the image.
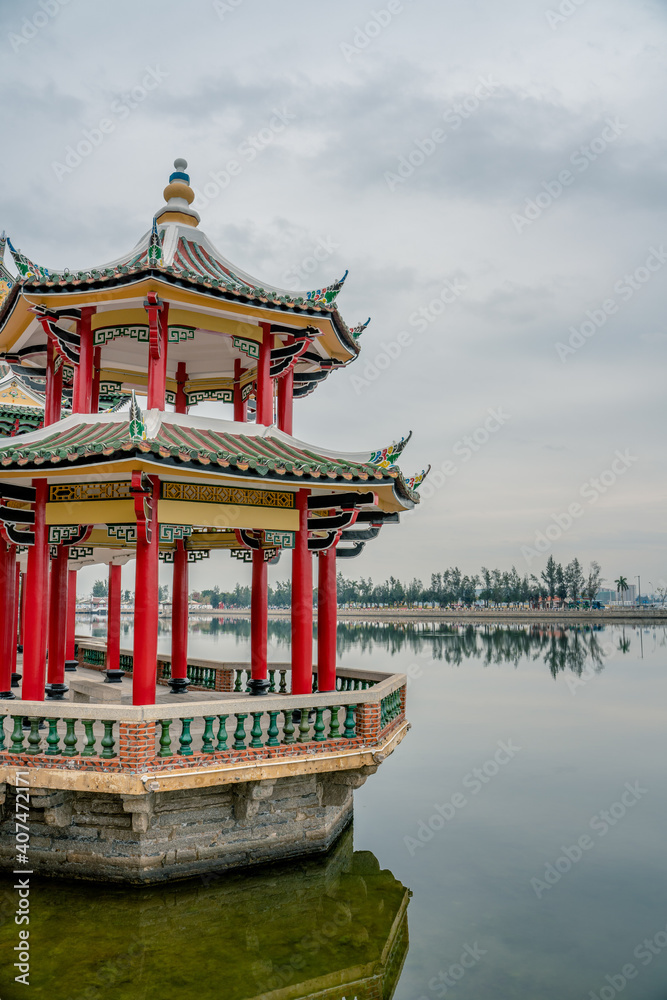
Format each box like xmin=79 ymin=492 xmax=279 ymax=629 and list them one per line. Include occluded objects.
xmin=2 ymin=620 xmax=666 ymax=1000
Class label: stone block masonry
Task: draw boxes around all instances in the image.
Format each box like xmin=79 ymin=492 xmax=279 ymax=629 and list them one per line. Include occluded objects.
xmin=0 ymin=768 xmax=377 ymax=883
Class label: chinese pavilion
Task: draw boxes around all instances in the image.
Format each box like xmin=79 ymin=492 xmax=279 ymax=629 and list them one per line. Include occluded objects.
xmin=0 ymin=160 xmax=426 ymax=708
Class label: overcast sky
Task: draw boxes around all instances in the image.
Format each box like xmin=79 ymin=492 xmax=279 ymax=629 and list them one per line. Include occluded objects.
xmin=2 ymin=0 xmax=665 ymax=596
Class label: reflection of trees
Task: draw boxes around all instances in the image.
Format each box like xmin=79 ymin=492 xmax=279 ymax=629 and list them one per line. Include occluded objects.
xmin=326 ymin=621 xmax=655 ymax=679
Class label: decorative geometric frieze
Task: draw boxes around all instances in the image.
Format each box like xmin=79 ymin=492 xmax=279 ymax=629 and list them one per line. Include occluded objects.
xmin=159 ymin=524 xmax=193 ymax=543
xmin=161 ymin=481 xmax=294 ymax=509
xmin=185 ymin=388 xmax=234 ymax=406
xmin=93 ymin=325 xmax=149 ymax=347
xmin=92 ymin=323 xmax=195 ymax=347
xmin=264 ymin=530 xmax=295 ymax=549
xmin=49 ymin=524 xmax=84 ymax=545
xmin=230 ymin=549 xmax=252 ymax=563
xmin=67 ymin=547 xmax=94 ymax=560
xmin=107 ymin=524 xmax=138 ymax=544
xmin=165 ymin=390 xmax=176 ymax=405
xmin=159 ymin=548 xmax=210 ymax=563
xmin=230 ymin=547 xmax=277 ymax=563
xmin=167 ymin=326 xmax=196 ymax=343
xmin=232 ymin=336 xmax=260 ymax=360
xmin=50 ymin=482 xmax=132 ymax=503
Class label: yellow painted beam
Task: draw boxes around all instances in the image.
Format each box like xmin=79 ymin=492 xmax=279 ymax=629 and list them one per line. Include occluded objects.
xmin=46 ymin=500 xmax=135 ymax=525
xmin=158 ymin=499 xmax=298 ymax=531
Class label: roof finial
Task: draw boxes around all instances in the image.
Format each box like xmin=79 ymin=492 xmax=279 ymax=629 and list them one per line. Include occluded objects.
xmin=154 ymin=158 xmax=200 ymax=229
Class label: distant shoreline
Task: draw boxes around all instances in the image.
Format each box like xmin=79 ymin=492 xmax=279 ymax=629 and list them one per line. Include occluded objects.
xmin=150 ymin=608 xmax=667 ymax=625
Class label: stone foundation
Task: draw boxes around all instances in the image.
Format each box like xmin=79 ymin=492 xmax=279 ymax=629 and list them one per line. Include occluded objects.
xmin=0 ymin=767 xmax=376 ymax=883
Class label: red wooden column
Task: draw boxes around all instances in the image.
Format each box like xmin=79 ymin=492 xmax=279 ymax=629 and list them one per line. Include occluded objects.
xmin=250 ymin=548 xmax=269 ymax=695
xmin=44 ymin=341 xmax=63 ymax=427
xmin=175 ymin=362 xmax=188 ymax=414
xmin=146 ymin=297 xmax=169 ymax=410
xmin=105 ymin=563 xmax=124 ymax=683
xmin=22 ymin=479 xmax=49 ymax=701
xmin=277 ymin=368 xmax=294 ymax=435
xmin=90 ymin=347 xmax=102 ymax=413
xmin=65 ymin=568 xmax=78 ymax=671
xmin=72 ymin=306 xmax=96 ymax=414
xmin=233 ymin=359 xmax=247 ymax=422
xmin=10 ymin=563 xmax=20 ymax=687
xmin=317 ymin=547 xmax=337 ymax=692
xmin=256 ymin=322 xmax=273 ymax=425
xmin=45 ymin=546 xmax=69 ymax=700
xmin=170 ymin=540 xmax=190 ymax=693
xmin=291 ymin=489 xmax=312 ymax=694
xmin=0 ymin=539 xmax=16 ymax=699
xmin=18 ymin=571 xmax=25 ymax=652
xmin=132 ymin=476 xmax=159 ymax=705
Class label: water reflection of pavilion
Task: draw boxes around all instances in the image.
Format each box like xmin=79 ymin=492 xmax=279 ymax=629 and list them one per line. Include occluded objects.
xmin=15 ymin=827 xmax=409 ymax=1000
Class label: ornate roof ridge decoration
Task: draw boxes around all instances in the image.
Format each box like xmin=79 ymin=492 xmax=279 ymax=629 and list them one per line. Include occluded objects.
xmin=369 ymin=431 xmax=413 ymax=469
xmin=128 ymin=391 xmax=146 ymax=443
xmin=6 ymin=236 xmax=49 ymax=281
xmin=0 ymin=410 xmax=421 ymax=508
xmin=405 ymin=466 xmax=431 ymax=491
xmin=350 ymin=317 xmax=371 ymax=339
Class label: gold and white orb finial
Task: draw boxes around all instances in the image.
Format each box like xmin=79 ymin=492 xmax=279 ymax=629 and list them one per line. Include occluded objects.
xmin=154 ymin=158 xmax=200 ymax=228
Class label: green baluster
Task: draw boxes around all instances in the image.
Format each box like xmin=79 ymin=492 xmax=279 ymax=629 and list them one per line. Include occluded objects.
xmin=328 ymin=706 xmax=342 ymax=740
xmin=25 ymin=718 xmax=42 ymax=755
xmin=354 ymin=679 xmax=361 ymax=691
xmin=202 ymin=716 xmax=216 ymax=754
xmin=268 ymin=669 xmax=276 ymax=693
xmin=10 ymin=717 xmax=24 ymax=753
xmin=312 ymin=673 xmax=318 ymax=693
xmin=282 ymin=709 xmax=295 ymax=744
xmin=245 ymin=670 xmax=252 ymax=693
xmin=233 ymin=714 xmax=248 ymax=750
xmin=178 ymin=719 xmax=194 ymax=756
xmin=279 ymin=670 xmax=287 ymax=694
xmin=216 ymin=715 xmax=229 ymax=752
xmin=101 ymin=721 xmax=116 ymax=759
xmin=343 ymin=705 xmax=356 ymax=739
xmin=0 ymin=715 xmax=5 ymax=752
xmin=298 ymin=708 xmax=311 ymax=743
xmin=63 ymin=718 xmax=78 ymax=757
xmin=380 ymin=698 xmax=386 ymax=730
xmin=233 ymin=670 xmax=243 ymax=693
xmin=313 ymin=707 xmax=326 ymax=742
xmin=266 ymin=711 xmax=280 ymax=747
xmin=81 ymin=720 xmax=97 ymax=757
xmin=158 ymin=719 xmax=173 ymax=757
xmin=250 ymin=712 xmax=263 ymax=748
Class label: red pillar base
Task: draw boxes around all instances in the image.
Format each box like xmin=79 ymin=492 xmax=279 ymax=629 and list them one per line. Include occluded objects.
xmin=105 ymin=563 xmax=124 ymax=683
xmin=250 ymin=548 xmax=269 ymax=695
xmin=170 ymin=541 xmax=190 ymax=694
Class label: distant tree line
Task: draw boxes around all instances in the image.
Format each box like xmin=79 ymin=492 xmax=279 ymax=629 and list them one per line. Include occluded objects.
xmin=185 ymin=557 xmax=607 ymax=608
